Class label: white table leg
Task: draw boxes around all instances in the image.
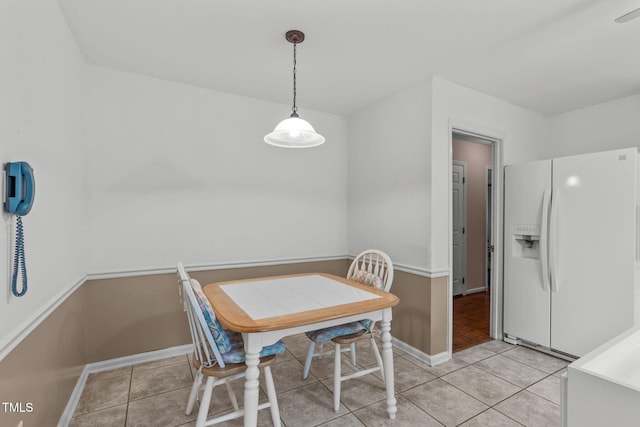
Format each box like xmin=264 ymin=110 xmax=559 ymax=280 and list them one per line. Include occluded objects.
xmin=380 ymin=310 xmax=397 ymax=419
xmin=243 ymin=334 xmax=262 ymax=427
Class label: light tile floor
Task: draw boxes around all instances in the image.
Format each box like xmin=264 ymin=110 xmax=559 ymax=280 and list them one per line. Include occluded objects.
xmin=69 ymin=335 xmax=569 ymax=426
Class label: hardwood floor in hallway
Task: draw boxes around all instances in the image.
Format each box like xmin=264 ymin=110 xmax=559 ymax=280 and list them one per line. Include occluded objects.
xmin=453 ymin=290 xmax=492 ymax=352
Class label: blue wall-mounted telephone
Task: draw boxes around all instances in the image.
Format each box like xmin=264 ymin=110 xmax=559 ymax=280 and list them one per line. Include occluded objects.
xmin=4 ymin=162 xmax=35 ymax=216
xmin=3 ymin=161 xmax=35 ymax=297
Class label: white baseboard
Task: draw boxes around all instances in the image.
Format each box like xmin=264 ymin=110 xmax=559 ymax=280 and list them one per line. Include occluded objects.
xmin=58 ymin=344 xmax=192 ymax=427
xmin=427 ymin=350 xmax=451 ymax=366
xmin=84 ymin=344 xmax=192 ymax=374
xmin=391 ymin=337 xmax=451 ymax=366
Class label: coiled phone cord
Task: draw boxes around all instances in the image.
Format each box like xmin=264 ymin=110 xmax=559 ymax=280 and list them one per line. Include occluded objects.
xmin=11 ymin=215 xmax=27 ymax=297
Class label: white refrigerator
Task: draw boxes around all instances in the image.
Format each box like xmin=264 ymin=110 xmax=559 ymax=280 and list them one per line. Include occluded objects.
xmin=503 ymin=147 xmax=640 ymax=358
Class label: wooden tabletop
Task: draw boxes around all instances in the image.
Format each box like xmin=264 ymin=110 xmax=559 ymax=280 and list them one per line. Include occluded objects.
xmin=203 ymin=273 xmax=399 ymax=333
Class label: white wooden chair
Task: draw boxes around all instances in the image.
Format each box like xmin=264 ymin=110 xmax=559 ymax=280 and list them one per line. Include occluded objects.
xmin=301 ymin=250 xmax=394 ymax=412
xmin=177 ymin=263 xmax=284 ymax=426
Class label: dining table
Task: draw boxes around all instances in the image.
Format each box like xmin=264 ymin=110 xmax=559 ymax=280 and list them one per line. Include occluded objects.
xmin=203 ymin=272 xmax=400 ymax=427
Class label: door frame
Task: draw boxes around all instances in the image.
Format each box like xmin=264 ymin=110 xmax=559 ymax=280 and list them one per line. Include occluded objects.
xmin=485 ymin=165 xmax=493 ymax=290
xmin=448 ymin=123 xmax=504 ymax=355
xmin=452 ymin=160 xmax=468 ymax=296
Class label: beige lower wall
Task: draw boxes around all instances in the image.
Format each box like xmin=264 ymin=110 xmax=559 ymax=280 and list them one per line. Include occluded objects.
xmin=0 ymin=258 xmax=449 ymax=425
xmin=0 ymin=285 xmax=87 ymax=427
xmin=429 ymin=276 xmax=449 ymax=354
xmin=85 ymin=272 xmax=191 ymax=363
xmin=391 ymin=271 xmax=448 ymax=355
xmin=85 ymin=259 xmax=351 ymax=362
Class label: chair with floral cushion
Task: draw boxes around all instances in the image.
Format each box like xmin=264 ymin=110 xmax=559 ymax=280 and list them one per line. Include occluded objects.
xmin=301 ymin=250 xmax=394 ymax=412
xmin=177 ymin=263 xmax=285 ymax=426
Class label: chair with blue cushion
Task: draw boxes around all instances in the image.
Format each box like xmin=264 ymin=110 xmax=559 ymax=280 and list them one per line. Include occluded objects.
xmin=301 ymin=250 xmax=394 ymax=412
xmin=177 ymin=263 xmax=285 ymax=427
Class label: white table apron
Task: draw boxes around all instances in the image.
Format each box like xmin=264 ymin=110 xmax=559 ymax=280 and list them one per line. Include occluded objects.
xmin=241 ymin=307 xmax=396 ymax=427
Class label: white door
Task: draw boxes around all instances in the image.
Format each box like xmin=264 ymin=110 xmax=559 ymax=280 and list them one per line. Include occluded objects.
xmin=550 ymin=148 xmax=637 ymax=356
xmin=452 ymin=162 xmax=467 ymax=296
xmin=503 ymin=159 xmax=552 ymax=347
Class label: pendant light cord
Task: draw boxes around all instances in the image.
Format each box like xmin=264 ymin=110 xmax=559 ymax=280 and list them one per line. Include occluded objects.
xmin=291 ymin=42 xmax=298 ymax=117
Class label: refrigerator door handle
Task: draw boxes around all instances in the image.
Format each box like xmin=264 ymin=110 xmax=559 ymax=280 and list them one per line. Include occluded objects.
xmin=540 ymin=188 xmax=551 ymax=292
xmin=549 ymin=187 xmax=560 ymax=292
xmin=635 ymin=203 xmax=640 ymax=262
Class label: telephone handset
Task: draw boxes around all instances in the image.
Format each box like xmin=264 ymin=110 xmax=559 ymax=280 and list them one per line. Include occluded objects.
xmin=3 ymin=161 xmax=35 ymax=297
xmin=4 ymin=162 xmax=35 ymax=216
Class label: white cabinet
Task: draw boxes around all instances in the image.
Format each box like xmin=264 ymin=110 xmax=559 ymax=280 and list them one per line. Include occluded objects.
xmin=564 ymin=327 xmax=640 ymax=426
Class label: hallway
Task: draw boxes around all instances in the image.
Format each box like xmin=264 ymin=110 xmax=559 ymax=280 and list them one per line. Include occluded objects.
xmin=453 ymin=291 xmax=491 ymax=352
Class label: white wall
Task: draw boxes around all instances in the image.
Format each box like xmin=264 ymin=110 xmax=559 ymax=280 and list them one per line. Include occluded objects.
xmin=549 ymin=94 xmax=640 ymax=158
xmin=348 ymin=80 xmax=432 ymax=270
xmin=85 ymin=66 xmax=349 ymax=274
xmin=347 ymin=77 xmax=552 ymax=274
xmin=0 ymin=0 xmax=87 ymax=353
xmin=431 ymin=77 xmax=551 ymax=272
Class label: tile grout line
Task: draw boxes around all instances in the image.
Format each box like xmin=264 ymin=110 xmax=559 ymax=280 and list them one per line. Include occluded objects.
xmin=124 ymin=366 xmax=133 ymax=427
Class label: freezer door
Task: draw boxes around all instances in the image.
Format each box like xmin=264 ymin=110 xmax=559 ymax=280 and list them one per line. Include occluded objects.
xmin=550 ymin=148 xmax=637 ymax=357
xmin=504 ymin=160 xmax=552 ymax=346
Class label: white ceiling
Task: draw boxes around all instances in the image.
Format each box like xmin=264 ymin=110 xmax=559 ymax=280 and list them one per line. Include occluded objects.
xmin=58 ymin=0 xmax=640 ymax=115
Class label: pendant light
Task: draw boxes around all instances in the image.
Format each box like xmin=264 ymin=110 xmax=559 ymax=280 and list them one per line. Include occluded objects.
xmin=264 ymin=30 xmax=325 ymax=148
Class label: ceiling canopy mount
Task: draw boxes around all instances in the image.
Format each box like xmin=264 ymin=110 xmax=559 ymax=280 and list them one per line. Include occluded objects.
xmin=285 ymin=30 xmax=305 ymax=44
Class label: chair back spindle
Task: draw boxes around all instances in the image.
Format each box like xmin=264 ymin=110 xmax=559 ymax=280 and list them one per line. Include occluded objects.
xmin=347 ymin=249 xmax=394 ymax=292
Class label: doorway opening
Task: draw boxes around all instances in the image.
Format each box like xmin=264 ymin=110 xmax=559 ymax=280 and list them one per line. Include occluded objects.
xmin=452 ymin=131 xmax=495 ymax=352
